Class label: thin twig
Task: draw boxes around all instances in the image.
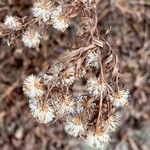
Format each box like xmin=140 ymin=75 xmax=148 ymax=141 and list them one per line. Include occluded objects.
xmin=0 ymin=80 xmax=19 ymax=102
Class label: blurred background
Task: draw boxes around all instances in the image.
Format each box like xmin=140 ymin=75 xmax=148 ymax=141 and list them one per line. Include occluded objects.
xmin=0 ymin=0 xmax=149 ymax=149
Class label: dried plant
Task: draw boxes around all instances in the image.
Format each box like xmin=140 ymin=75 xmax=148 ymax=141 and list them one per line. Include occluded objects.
xmin=23 ymin=40 xmax=130 ymax=149
xmin=0 ymin=0 xmax=130 ymax=149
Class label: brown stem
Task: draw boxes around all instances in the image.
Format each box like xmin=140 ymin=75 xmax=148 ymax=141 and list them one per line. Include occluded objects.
xmin=98 ymin=50 xmax=105 ymax=82
xmin=96 ymin=89 xmax=103 ymax=130
xmin=116 ymin=73 xmax=120 ymax=92
xmin=96 ymin=51 xmax=105 ymax=130
xmin=91 ymin=2 xmax=98 ymax=37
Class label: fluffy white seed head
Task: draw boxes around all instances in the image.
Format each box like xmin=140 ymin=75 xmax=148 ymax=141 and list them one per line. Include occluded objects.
xmin=111 ymin=90 xmax=129 ymax=107
xmin=64 ymin=117 xmax=85 ymax=137
xmin=22 ymin=29 xmax=41 ymax=48
xmin=87 ymin=78 xmax=105 ymax=97
xmin=62 ymin=66 xmax=76 ymax=86
xmin=85 ymin=130 xmax=110 ymax=149
xmin=4 ymin=15 xmax=22 ymax=30
xmin=86 ymin=51 xmax=99 ymax=68
xmin=51 ymin=6 xmax=70 ymax=32
xmin=53 ymin=95 xmax=76 ymax=117
xmin=75 ymin=97 xmax=86 ymax=114
xmin=102 ymin=114 xmax=120 ymax=132
xmin=32 ymin=0 xmax=53 ymax=22
xmin=23 ymin=75 xmax=44 ymax=98
xmin=29 ymin=100 xmax=55 ymax=124
xmin=76 ymin=101 xmax=85 ymax=114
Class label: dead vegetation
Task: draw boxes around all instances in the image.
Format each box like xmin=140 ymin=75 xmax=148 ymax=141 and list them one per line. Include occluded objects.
xmin=0 ymin=0 xmax=149 ymax=149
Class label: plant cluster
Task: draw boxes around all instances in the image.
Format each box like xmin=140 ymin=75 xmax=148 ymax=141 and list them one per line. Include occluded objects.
xmin=0 ymin=0 xmax=130 ymax=149
xmin=23 ymin=41 xmax=129 ymax=149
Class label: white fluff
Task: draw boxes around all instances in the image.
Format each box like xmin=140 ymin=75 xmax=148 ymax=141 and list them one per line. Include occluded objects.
xmin=85 ymin=131 xmax=110 ymax=149
xmin=86 ymin=51 xmax=99 ymax=68
xmin=64 ymin=118 xmax=84 ymax=137
xmin=32 ymin=0 xmax=53 ymax=22
xmin=51 ymin=6 xmax=69 ymax=32
xmin=87 ymin=78 xmax=105 ymax=97
xmin=29 ymin=100 xmax=55 ymax=124
xmin=53 ymin=95 xmax=76 ymax=117
xmin=111 ymin=90 xmax=129 ymax=107
xmin=102 ymin=114 xmax=119 ymax=132
xmin=62 ymin=66 xmax=76 ymax=86
xmin=4 ymin=15 xmax=22 ymax=30
xmin=22 ymin=29 xmax=41 ymax=48
xmin=23 ymin=75 xmax=44 ymax=98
